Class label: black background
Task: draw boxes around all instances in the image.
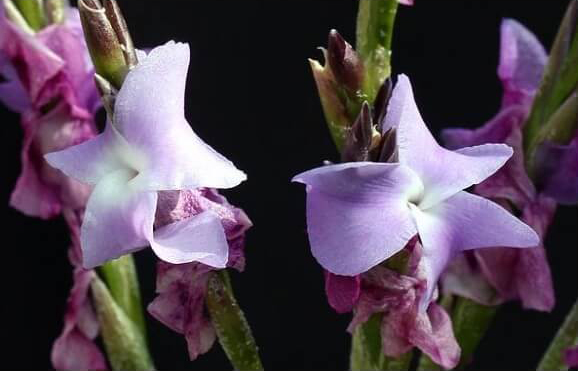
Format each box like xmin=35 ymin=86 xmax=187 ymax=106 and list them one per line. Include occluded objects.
xmin=1 ymin=1 xmax=577 ymax=370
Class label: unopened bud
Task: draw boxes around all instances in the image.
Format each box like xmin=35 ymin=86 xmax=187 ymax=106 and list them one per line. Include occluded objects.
xmin=373 ymin=78 xmax=393 ymax=132
xmin=79 ymin=0 xmax=135 ymax=89
xmin=103 ymin=0 xmax=137 ymax=68
xmin=378 ymin=127 xmax=398 ymax=163
xmin=327 ymin=29 xmax=364 ymax=94
xmin=309 ymin=53 xmax=350 ymax=150
xmin=342 ymin=101 xmax=375 ymax=162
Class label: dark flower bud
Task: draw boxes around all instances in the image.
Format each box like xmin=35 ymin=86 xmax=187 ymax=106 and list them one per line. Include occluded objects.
xmin=373 ymin=77 xmax=393 ymax=132
xmin=378 ymin=127 xmax=398 ymax=163
xmin=327 ymin=29 xmax=364 ymax=94
xmin=78 ymin=0 xmax=136 ymax=89
xmin=342 ymin=101 xmax=378 ymax=162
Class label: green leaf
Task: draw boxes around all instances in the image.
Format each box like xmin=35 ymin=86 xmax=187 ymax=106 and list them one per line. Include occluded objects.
xmin=3 ymin=0 xmax=35 ymax=34
xmin=350 ymin=313 xmax=412 ymax=371
xmin=11 ymin=0 xmax=45 ymax=31
xmin=91 ymin=276 xmax=155 ymax=371
xmin=206 ymin=270 xmax=263 ymax=371
xmin=538 ymin=298 xmax=578 ymax=371
xmin=524 ymin=0 xmax=578 ymax=172
xmin=451 ymin=297 xmax=497 ymax=369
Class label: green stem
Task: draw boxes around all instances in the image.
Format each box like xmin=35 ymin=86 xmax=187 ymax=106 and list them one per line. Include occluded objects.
xmin=350 ymin=314 xmax=411 ymax=371
xmin=206 ymin=270 xmax=263 ymax=371
xmin=11 ymin=0 xmax=45 ymax=31
xmin=3 ymin=0 xmax=35 ymax=34
xmin=99 ymin=255 xmax=147 ymax=336
xmin=91 ymin=275 xmax=155 ymax=371
xmin=524 ymin=0 xmax=578 ymax=173
xmin=356 ymin=0 xmax=399 ymax=102
xmin=538 ymin=298 xmax=578 ymax=371
xmin=451 ymin=297 xmax=498 ymax=369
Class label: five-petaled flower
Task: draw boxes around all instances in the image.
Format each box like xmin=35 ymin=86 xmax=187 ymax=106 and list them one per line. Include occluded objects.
xmin=293 ymin=74 xmax=540 ymax=308
xmin=46 ymin=41 xmax=246 ymax=269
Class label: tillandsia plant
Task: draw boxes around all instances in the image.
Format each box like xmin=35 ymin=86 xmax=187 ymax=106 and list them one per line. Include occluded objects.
xmin=296 ymin=0 xmax=578 ymax=370
xmin=2 ymin=0 xmax=261 ymax=370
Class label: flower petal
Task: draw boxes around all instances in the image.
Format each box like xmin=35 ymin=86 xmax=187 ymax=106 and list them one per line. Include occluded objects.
xmin=475 ymin=195 xmax=556 ymax=311
xmin=45 ymin=122 xmax=128 ymax=185
xmin=114 ymin=41 xmax=245 ymax=191
xmin=441 ymin=253 xmax=503 ymax=306
xmin=386 ymin=74 xmax=513 ymax=209
xmin=498 ymin=19 xmax=547 ymax=107
xmin=81 ymin=169 xmax=156 ymax=268
xmin=147 ymin=262 xmax=216 ymax=361
xmin=324 ymin=271 xmax=361 ymax=313
xmin=51 ymin=269 xmax=106 ymax=371
xmin=407 ymin=303 xmax=460 ymax=369
xmin=151 ymin=210 xmax=229 ymax=268
xmin=410 ymin=191 xmax=539 ymax=307
xmin=536 ymin=139 xmax=578 ymax=205
xmin=293 ymin=162 xmax=419 ymax=275
xmin=0 ymin=57 xmax=30 ymax=111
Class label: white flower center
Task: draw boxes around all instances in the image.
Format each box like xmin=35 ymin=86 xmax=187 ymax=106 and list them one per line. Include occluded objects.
xmin=407 ymin=175 xmax=425 ymax=206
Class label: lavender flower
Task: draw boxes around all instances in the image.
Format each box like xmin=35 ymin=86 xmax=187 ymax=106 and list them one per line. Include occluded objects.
xmin=293 ymin=74 xmax=539 ymax=308
xmin=148 ymin=188 xmax=252 ymax=360
xmin=0 ymin=5 xmax=99 ymax=218
xmin=441 ymin=19 xmax=559 ymax=311
xmin=45 ymin=41 xmax=246 ymax=268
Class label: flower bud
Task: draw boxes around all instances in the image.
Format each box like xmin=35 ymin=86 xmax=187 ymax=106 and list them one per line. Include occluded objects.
xmin=309 ymin=52 xmax=350 ymax=150
xmin=327 ymin=29 xmax=364 ymax=94
xmin=310 ymin=31 xmax=367 ymax=151
xmin=78 ymin=0 xmax=135 ymax=89
xmin=342 ymin=101 xmax=374 ymax=162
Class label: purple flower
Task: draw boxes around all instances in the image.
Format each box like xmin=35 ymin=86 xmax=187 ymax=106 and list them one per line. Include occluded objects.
xmin=441 ymin=19 xmax=559 ymax=311
xmin=535 ymin=137 xmax=578 ymax=205
xmin=497 ymin=19 xmax=547 ymax=108
xmin=0 ymin=6 xmax=99 ymax=219
xmin=51 ymin=210 xmax=107 ymax=371
xmin=347 ymin=241 xmax=460 ymax=369
xmin=45 ymin=41 xmax=246 ymax=268
xmin=148 ymin=188 xmax=252 ymax=360
xmin=293 ymin=74 xmax=539 ymax=309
